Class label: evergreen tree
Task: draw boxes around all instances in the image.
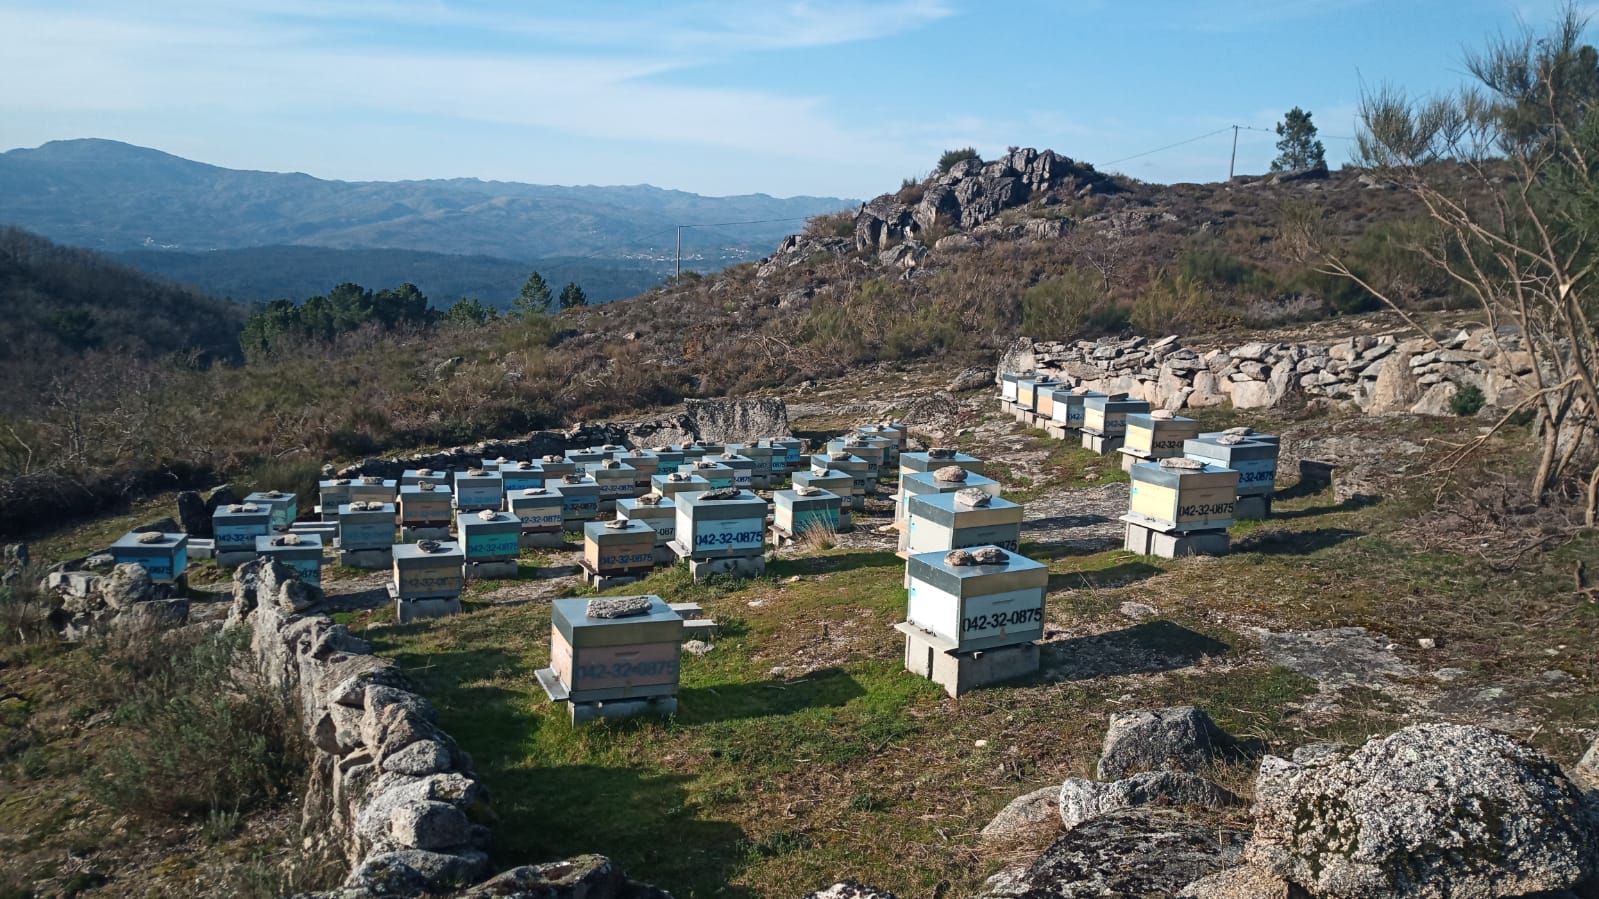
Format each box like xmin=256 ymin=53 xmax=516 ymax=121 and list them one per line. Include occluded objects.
xmin=558 ymin=282 xmax=588 ymax=310
xmin=514 ymin=271 xmax=553 ymax=316
xmin=446 ymin=297 xmax=499 ymax=326
xmin=1271 ymin=107 xmax=1327 ymax=172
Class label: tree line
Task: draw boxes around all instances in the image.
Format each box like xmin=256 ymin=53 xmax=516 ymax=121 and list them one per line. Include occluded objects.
xmin=239 ymin=271 xmax=587 ymax=358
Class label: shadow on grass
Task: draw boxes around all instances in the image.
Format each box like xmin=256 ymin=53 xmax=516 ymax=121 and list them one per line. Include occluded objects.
xmin=678 ymin=666 xmax=866 ymax=724
xmin=1023 ymin=513 xmax=1114 ymax=533
xmin=1025 ymin=538 xmax=1127 ymax=561
xmin=484 ymin=764 xmax=757 ymax=899
xmin=769 ymin=551 xmax=903 ymax=577
xmin=1233 ymin=527 xmax=1365 ymax=555
xmin=1046 ymin=560 xmax=1165 ymax=591
xmin=1270 ymin=494 xmax=1380 ymax=520
xmin=1272 ymin=460 xmax=1337 ymax=501
xmin=1043 ymin=620 xmax=1230 ymax=681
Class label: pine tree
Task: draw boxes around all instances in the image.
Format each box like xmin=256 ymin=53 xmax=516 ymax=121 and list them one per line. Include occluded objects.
xmin=558 ymin=282 xmax=588 ymax=310
xmin=514 ymin=272 xmax=552 ymax=316
xmin=1271 ymin=107 xmax=1326 ymax=172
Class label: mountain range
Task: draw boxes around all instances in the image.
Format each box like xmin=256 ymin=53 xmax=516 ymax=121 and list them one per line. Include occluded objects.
xmin=0 ymin=139 xmax=856 ymax=304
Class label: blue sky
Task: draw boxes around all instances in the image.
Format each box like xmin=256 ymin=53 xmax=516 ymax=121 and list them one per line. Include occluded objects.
xmin=0 ymin=0 xmax=1579 ymax=198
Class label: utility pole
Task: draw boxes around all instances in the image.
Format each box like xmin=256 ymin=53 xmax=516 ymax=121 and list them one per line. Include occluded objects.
xmin=1229 ymin=125 xmax=1240 ymax=180
xmin=675 ymin=225 xmax=682 ymax=279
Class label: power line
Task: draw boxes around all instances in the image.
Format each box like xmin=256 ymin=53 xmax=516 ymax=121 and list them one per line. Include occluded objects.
xmin=1103 ymin=127 xmax=1233 ymax=167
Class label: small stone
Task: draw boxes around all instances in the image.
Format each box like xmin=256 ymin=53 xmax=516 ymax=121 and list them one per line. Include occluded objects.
xmin=975 ymin=739 xmax=990 ymax=748
xmin=1417 ymin=637 xmax=1437 ymax=650
xmin=683 ymin=640 xmax=714 ymax=656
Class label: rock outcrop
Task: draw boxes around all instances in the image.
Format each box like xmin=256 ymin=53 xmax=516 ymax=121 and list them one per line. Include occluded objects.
xmin=1097 ymin=706 xmax=1250 ymax=780
xmin=854 ymin=148 xmax=1119 ymax=253
xmin=1245 ymin=724 xmax=1598 ymax=898
xmin=39 ymin=561 xmax=189 ymax=638
xmin=1059 ymin=771 xmax=1242 ymax=831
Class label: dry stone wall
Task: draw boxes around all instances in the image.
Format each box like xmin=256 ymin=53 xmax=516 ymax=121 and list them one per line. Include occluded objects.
xmin=999 ymin=326 xmax=1533 ymax=417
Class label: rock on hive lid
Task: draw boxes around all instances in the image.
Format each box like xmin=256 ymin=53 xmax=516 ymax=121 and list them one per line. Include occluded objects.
xmin=652 ymin=445 xmax=669 ymax=452
xmin=229 ymin=503 xmax=261 ymax=513
xmin=604 ymin=518 xmax=629 ymax=529
xmin=477 ymin=509 xmax=499 ymax=521
xmin=1223 ymin=426 xmax=1253 ymax=436
xmin=360 ymin=475 xmax=385 ymax=485
xmin=418 ymin=467 xmax=435 ymax=477
xmin=721 ymin=452 xmax=739 ymax=460
xmin=418 ymin=483 xmax=438 ymax=491
xmin=517 ymin=461 xmax=534 ymax=469
xmin=321 ymin=464 xmax=336 ymax=475
xmin=417 ymin=539 xmax=446 ymax=553
xmin=466 ymin=467 xmax=487 ymax=477
xmin=543 ymin=455 xmax=563 ymax=463
xmin=270 ymin=534 xmax=302 ymax=546
xmin=587 ymin=595 xmax=652 ymax=619
xmin=603 ymin=444 xmax=621 ymax=451
xmin=637 ymin=494 xmax=662 ymax=505
xmin=495 ymin=456 xmax=508 ymax=464
xmin=334 ymin=478 xmax=351 ymax=485
xmin=928 ymin=447 xmax=957 ymax=459
xmin=603 ymin=459 xmax=621 ymax=468
xmin=700 ymin=487 xmax=742 ymax=501
xmin=349 ymin=500 xmax=383 ymax=511
xmin=1218 ymin=435 xmax=1247 ymax=445
xmin=934 ymin=465 xmax=968 ymax=483
xmin=695 ymin=460 xmax=716 ymax=469
xmin=830 ymin=452 xmax=852 ymax=461
xmin=1159 ymin=457 xmax=1205 ymax=470
xmin=794 ymin=484 xmax=820 ymax=496
xmin=563 ymin=473 xmax=585 ymax=483
xmin=521 ymin=487 xmax=547 ymax=496
xmin=954 ymin=488 xmax=992 ymax=508
xmin=1151 ymin=409 xmax=1176 ymax=420
xmin=136 ymin=531 xmax=167 ymax=544
xmin=945 ymin=548 xmax=976 ymax=566
xmin=972 ymin=547 xmax=1007 ymax=565
xmin=680 ymin=441 xmax=694 ymax=449
xmin=266 ymin=490 xmax=288 ymax=498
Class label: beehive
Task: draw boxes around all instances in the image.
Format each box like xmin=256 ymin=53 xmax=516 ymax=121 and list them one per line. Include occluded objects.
xmin=508 ymin=487 xmax=564 ymax=534
xmin=453 ymin=469 xmax=504 ymax=513
xmin=1016 ymin=377 xmax=1039 ymax=412
xmin=736 ymin=443 xmax=775 ymax=484
xmin=500 ymin=461 xmax=545 ymax=493
xmin=651 ymin=471 xmax=711 ymax=501
xmin=1054 ymin=389 xmax=1105 ymax=428
xmin=650 ymin=447 xmax=686 ymax=475
xmin=537 ymin=456 xmax=577 ymax=481
xmin=398 ymin=483 xmax=453 ymax=527
xmin=347 ymin=476 xmax=398 ymax=504
xmin=716 ymin=453 xmax=756 ymax=490
xmin=1127 ymin=458 xmax=1239 ymax=531
xmin=565 ymin=448 xmax=606 ymax=470
xmin=791 ymin=469 xmax=856 ymax=509
xmin=244 ymin=490 xmax=298 ymax=529
xmin=337 ymin=502 xmax=396 ymax=551
xmin=213 ymin=503 xmax=273 ymax=554
xmin=899 ymin=449 xmax=985 ymax=477
xmin=862 ymin=422 xmax=906 ymax=451
xmin=698 ymin=442 xmax=726 ymax=457
xmin=763 ymin=441 xmax=791 ymax=479
xmin=583 ymin=520 xmax=657 ymax=578
xmin=773 ymin=487 xmax=843 ymax=536
xmin=673 ymin=489 xmax=767 ymax=558
xmin=592 ymin=460 xmax=640 ymax=501
xmin=816 ymin=452 xmax=870 ymax=500
xmin=457 ymin=509 xmax=521 ymax=562
xmin=392 ymin=540 xmax=465 ymax=599
xmin=549 ymin=596 xmax=684 ymax=702
xmin=400 ymin=467 xmax=450 ymax=488
xmin=110 ymin=531 xmax=189 ymax=583
xmin=623 ymin=450 xmax=661 ymax=487
xmin=318 ymin=479 xmax=353 ymax=521
xmin=1198 ymin=428 xmax=1283 ymax=460
xmin=550 ymin=474 xmax=601 ymax=524
xmin=678 ymin=443 xmax=708 ymax=467
xmin=897 ymin=468 xmax=1003 ymax=525
xmin=827 ymin=438 xmax=884 ymax=481
xmin=1003 ymin=373 xmax=1026 ymax=407
xmin=254 ymin=533 xmax=321 ymax=587
xmin=1183 ymin=435 xmax=1278 ymax=497
xmin=1034 ymin=379 xmax=1064 ymax=420
xmin=692 ymin=459 xmax=736 ymax=490
xmin=1124 ymin=412 xmax=1202 ymax=457
xmin=772 ymin=437 xmax=806 ymax=469
xmin=904 ymin=491 xmax=1024 ymax=556
xmin=477 ymin=456 xmax=511 ymax=471
xmin=1082 ymin=395 xmax=1152 ymax=436
xmin=905 ymin=547 xmax=1047 ymax=652
xmin=617 ymin=496 xmax=676 ymax=547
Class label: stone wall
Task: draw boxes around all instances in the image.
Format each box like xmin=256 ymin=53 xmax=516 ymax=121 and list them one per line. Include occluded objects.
xmin=337 ymin=397 xmax=789 ymax=481
xmin=997 ymin=326 xmax=1532 ymax=417
xmin=228 ymin=559 xmax=670 ymax=899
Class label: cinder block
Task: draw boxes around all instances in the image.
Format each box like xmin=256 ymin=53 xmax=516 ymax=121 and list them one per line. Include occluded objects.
xmin=337 ymin=548 xmax=393 ymax=570
xmin=898 ymin=623 xmax=1039 ymax=697
xmin=396 ymin=595 xmax=462 ymax=623
xmin=1234 ymin=494 xmax=1272 ymax=520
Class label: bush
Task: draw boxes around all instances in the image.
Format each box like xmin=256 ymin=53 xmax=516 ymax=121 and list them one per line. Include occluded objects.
xmin=1020 ymin=268 xmax=1127 ymax=339
xmin=937 ymin=148 xmax=981 ymax=174
xmin=1450 ymin=384 xmax=1486 ymax=416
xmin=85 ymin=628 xmax=303 ymax=820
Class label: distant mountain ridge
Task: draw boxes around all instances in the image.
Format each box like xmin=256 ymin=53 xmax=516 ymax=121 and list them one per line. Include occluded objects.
xmin=0 ymin=139 xmax=856 ymax=262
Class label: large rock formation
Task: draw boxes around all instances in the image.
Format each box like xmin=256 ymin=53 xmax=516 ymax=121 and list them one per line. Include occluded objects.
xmin=1245 ymin=724 xmax=1598 ymax=898
xmin=855 ymin=149 xmax=1120 ymax=252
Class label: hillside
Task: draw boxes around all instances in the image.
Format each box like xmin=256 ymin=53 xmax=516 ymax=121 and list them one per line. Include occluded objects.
xmin=0 ymin=227 xmax=244 ymax=411
xmin=0 ymin=139 xmax=856 ymax=261
xmin=112 ymin=245 xmax=673 ymax=307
